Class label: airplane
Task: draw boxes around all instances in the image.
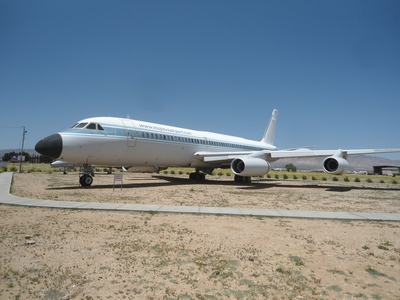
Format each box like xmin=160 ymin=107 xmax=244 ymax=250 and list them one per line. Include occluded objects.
xmin=35 ymin=109 xmax=400 ymax=186
xmin=51 ymin=160 xmax=113 ymax=175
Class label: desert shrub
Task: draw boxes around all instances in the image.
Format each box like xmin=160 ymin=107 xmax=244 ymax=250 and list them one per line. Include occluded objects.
xmin=365 ymin=266 xmax=386 ymax=277
xmin=312 ymin=176 xmax=317 ymax=180
xmin=289 ymin=255 xmax=304 ymax=266
xmin=293 ymin=175 xmax=298 ymax=179
xmin=267 ymin=174 xmax=271 ymax=178
xmin=332 ymin=177 xmax=338 ymax=181
xmin=163 ymin=170 xmax=168 ymax=174
xmin=226 ymin=172 xmax=231 ymax=176
xmin=354 ymin=177 xmax=360 ymax=182
xmin=275 ymin=174 xmax=279 ymax=179
xmin=9 ymin=166 xmax=17 ymax=172
xmin=178 ymin=170 xmax=184 ymax=175
xmin=276 ymin=267 xmax=291 ymax=275
xmin=366 ymin=178 xmax=372 ymax=183
xmin=302 ymin=175 xmax=307 ymax=180
xmin=380 ymin=179 xmax=385 ymax=183
xmin=392 ymin=179 xmax=398 ymax=184
xmin=322 ymin=177 xmax=327 ymax=181
xmin=283 ymin=174 xmax=288 ymax=179
xmin=343 ymin=176 xmax=350 ymax=182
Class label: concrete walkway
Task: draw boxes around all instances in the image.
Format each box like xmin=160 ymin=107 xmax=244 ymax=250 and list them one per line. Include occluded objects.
xmin=1 ymin=172 xmax=399 ymax=221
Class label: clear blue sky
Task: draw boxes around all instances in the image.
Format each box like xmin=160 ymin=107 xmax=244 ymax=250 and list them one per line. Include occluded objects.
xmin=1 ymin=0 xmax=399 ymax=160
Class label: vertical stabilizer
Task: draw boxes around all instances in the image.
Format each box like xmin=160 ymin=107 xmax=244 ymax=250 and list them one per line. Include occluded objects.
xmin=261 ymin=109 xmax=279 ymax=145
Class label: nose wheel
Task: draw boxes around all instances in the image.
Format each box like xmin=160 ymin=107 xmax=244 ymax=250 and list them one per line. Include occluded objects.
xmin=79 ymin=174 xmax=93 ymax=186
xmin=79 ymin=164 xmax=94 ymax=186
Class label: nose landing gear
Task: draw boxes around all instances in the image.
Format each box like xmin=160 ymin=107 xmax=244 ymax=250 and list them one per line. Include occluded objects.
xmin=79 ymin=165 xmax=95 ymax=186
xmin=79 ymin=174 xmax=93 ymax=186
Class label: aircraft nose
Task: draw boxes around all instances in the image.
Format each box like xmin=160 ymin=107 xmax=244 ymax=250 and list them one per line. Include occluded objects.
xmin=35 ymin=133 xmax=63 ymax=159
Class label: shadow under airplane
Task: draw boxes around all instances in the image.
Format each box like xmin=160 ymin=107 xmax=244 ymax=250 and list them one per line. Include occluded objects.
xmin=47 ymin=174 xmax=400 ymax=193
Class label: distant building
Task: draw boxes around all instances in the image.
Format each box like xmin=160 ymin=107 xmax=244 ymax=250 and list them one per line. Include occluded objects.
xmin=373 ymin=166 xmax=400 ymax=175
xmin=9 ymin=155 xmax=26 ymax=163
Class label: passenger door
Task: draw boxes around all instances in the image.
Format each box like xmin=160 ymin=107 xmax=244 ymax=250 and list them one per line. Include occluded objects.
xmin=121 ymin=120 xmax=137 ymax=147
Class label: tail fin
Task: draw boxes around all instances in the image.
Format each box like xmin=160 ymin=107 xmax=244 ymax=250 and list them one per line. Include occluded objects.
xmin=261 ymin=109 xmax=279 ymax=145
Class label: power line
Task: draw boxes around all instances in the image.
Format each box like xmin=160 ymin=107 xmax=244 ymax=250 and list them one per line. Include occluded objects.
xmin=0 ymin=125 xmax=25 ymax=129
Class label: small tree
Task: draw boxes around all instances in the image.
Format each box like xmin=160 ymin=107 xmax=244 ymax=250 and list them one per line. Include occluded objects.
xmin=285 ymin=163 xmax=297 ymax=172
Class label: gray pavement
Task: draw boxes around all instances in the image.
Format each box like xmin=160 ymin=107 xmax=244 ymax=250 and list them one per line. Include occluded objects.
xmin=1 ymin=172 xmax=400 ymax=221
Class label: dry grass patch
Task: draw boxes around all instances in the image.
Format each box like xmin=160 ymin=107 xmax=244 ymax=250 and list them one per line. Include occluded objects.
xmin=1 ymin=172 xmax=399 ymax=299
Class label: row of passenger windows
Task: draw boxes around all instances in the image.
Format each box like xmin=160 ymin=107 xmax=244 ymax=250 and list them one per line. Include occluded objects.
xmin=138 ymin=131 xmax=260 ymax=151
xmin=71 ymin=122 xmax=260 ymax=151
xmin=140 ymin=131 xmax=205 ymax=144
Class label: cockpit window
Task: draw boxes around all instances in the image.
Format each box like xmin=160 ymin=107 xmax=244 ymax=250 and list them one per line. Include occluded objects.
xmin=74 ymin=122 xmax=88 ymax=129
xmin=86 ymin=123 xmax=104 ymax=130
xmin=71 ymin=122 xmax=104 ymax=130
xmin=86 ymin=123 xmax=97 ymax=130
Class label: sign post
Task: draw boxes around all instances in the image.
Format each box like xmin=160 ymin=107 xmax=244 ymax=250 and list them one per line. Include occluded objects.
xmin=19 ymin=126 xmax=27 ymax=173
xmin=113 ymin=173 xmax=123 ymax=191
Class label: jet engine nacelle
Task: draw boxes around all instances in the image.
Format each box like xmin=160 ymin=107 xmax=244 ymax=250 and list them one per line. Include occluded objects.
xmin=231 ymin=157 xmax=271 ymax=177
xmin=323 ymin=156 xmax=349 ymax=174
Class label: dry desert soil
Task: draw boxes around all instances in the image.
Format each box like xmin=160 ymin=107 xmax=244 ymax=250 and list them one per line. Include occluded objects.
xmin=1 ymin=171 xmax=400 ymax=299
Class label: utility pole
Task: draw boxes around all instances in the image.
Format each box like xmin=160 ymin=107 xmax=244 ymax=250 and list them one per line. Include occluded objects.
xmin=19 ymin=126 xmax=27 ymax=173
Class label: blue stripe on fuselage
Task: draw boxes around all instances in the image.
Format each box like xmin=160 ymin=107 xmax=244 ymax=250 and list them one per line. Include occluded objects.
xmin=63 ymin=125 xmax=268 ymax=152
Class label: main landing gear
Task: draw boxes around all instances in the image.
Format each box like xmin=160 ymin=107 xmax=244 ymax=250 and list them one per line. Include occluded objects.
xmin=188 ymin=168 xmax=252 ymax=183
xmin=188 ymin=168 xmax=212 ymax=181
xmin=189 ymin=172 xmax=206 ymax=181
xmin=234 ymin=175 xmax=252 ymax=183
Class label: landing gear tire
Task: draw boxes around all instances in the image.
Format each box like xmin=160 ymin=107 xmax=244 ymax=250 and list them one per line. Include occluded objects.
xmin=234 ymin=175 xmax=251 ymax=183
xmin=189 ymin=172 xmax=206 ymax=181
xmin=80 ymin=174 xmax=93 ymax=186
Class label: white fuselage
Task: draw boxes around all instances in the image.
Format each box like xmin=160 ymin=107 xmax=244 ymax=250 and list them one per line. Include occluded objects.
xmin=58 ymin=117 xmax=277 ymax=170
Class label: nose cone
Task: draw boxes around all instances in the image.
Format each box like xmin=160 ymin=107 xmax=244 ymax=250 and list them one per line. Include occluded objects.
xmin=35 ymin=133 xmax=63 ymax=159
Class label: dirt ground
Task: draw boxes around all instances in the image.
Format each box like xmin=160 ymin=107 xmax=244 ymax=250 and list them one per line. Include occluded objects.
xmin=1 ymin=171 xmax=400 ymax=299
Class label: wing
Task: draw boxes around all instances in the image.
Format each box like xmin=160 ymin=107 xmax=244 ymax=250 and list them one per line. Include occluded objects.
xmin=266 ymin=148 xmax=400 ymax=159
xmin=195 ymin=148 xmax=400 ymax=176
xmin=195 ymin=151 xmax=255 ymax=165
xmin=196 ymin=148 xmax=400 ymax=162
